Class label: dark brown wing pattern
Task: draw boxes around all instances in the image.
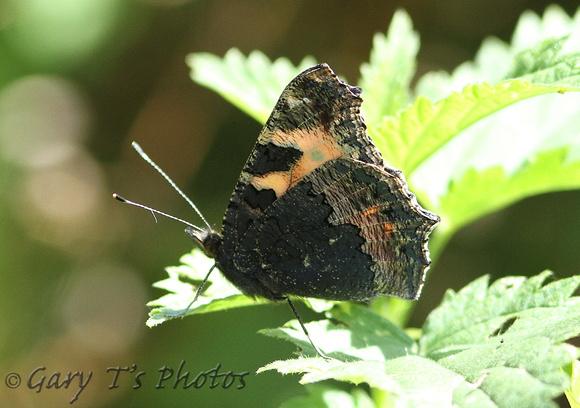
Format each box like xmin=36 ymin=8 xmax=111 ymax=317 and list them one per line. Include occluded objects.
xmin=211 ymin=63 xmax=439 ymax=301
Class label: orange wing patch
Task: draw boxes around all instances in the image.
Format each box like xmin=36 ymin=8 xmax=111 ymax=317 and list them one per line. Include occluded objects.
xmin=360 ymin=206 xmax=380 ymax=217
xmin=279 ymin=126 xmax=343 ymax=178
xmin=251 ymin=172 xmax=291 ymax=198
xmin=251 ymin=125 xmax=344 ymax=198
xmin=382 ymin=222 xmax=394 ymax=235
xmin=359 ymin=208 xmax=394 ymax=235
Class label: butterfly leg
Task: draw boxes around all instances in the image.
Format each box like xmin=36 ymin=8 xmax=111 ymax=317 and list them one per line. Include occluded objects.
xmin=282 ymin=296 xmax=331 ymax=360
xmin=164 ymin=263 xmax=217 ymax=318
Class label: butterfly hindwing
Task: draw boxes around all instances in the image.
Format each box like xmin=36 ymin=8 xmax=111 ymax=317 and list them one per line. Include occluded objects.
xmin=233 ymin=157 xmax=438 ymax=300
xmin=235 ymin=165 xmax=376 ymax=301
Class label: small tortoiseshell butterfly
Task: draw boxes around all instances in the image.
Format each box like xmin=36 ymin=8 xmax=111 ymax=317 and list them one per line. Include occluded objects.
xmin=116 ymin=63 xmax=439 ymax=358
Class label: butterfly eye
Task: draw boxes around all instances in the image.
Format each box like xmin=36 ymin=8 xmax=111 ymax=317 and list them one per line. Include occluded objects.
xmin=186 ymin=227 xmax=222 ymax=259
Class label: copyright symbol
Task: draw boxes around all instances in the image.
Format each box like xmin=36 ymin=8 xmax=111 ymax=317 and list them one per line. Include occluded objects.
xmin=5 ymin=372 xmax=21 ymax=388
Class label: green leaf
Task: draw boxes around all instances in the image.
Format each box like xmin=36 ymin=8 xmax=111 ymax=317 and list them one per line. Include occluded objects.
xmin=146 ymin=248 xmax=268 ymax=327
xmin=186 ymin=48 xmax=316 ymax=124
xmin=511 ymin=6 xmax=580 ymax=56
xmin=262 ymin=272 xmax=580 ymax=407
xmin=370 ymin=9 xmax=580 ymax=237
xmin=506 ymin=36 xmax=580 ymax=86
xmin=358 ymin=9 xmax=419 ymax=128
xmin=280 ymin=385 xmax=375 ymax=408
xmin=436 ymin=147 xmax=580 ymax=231
xmin=260 ymin=303 xmax=415 ymax=360
xmin=420 ymin=271 xmax=580 ymax=355
xmin=408 ymin=83 xmax=580 ymax=232
xmin=376 ymin=80 xmax=579 ymax=176
xmin=415 ymin=5 xmax=580 ymax=101
xmin=505 ymin=36 xmax=570 ymax=79
xmin=262 ymin=355 xmax=466 ymax=407
xmin=565 ymin=360 xmax=580 ymax=408
xmin=420 ymin=272 xmax=580 ymax=407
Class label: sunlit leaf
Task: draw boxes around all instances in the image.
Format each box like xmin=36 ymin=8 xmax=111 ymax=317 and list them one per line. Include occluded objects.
xmin=187 ymin=48 xmax=316 ymax=123
xmin=377 ymin=80 xmax=579 ymax=176
xmin=415 ymin=5 xmax=580 ymax=101
xmin=280 ymin=385 xmax=375 ymax=408
xmin=146 ymin=248 xmax=268 ymax=327
xmin=261 ymin=272 xmax=580 ymax=408
xmin=358 ymin=9 xmax=418 ymax=128
xmin=565 ymin=360 xmax=580 ymax=408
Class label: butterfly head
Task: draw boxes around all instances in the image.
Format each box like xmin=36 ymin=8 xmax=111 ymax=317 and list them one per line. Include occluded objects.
xmin=186 ymin=226 xmax=222 ymax=259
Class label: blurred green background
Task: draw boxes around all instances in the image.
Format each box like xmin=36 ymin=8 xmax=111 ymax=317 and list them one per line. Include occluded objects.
xmin=1 ymin=0 xmax=579 ymax=407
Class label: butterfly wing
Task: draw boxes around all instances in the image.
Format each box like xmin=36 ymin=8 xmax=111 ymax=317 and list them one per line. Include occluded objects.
xmin=222 ymin=64 xmax=381 ymax=253
xmin=234 ymin=157 xmax=439 ymax=300
xmin=217 ymin=63 xmax=439 ymax=301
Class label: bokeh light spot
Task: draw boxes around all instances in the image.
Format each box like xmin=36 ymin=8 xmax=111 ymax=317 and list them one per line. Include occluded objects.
xmin=6 ymin=0 xmax=124 ymax=68
xmin=0 ymin=75 xmax=90 ymax=167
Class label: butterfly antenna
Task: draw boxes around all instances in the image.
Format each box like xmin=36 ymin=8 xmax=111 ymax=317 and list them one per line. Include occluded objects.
xmin=113 ymin=194 xmax=204 ymax=232
xmin=131 ymin=141 xmax=212 ymax=231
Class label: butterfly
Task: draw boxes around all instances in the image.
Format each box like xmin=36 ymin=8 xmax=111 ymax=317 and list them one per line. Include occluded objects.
xmin=116 ymin=63 xmax=439 ymax=359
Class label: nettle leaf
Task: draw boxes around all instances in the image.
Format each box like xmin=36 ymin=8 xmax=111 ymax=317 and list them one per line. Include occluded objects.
xmin=505 ymin=35 xmax=571 ymax=79
xmin=146 ymin=249 xmax=268 ymax=327
xmin=261 ymin=272 xmax=580 ymax=407
xmin=385 ymin=72 xmax=580 ymax=231
xmin=259 ymin=308 xmax=462 ymax=405
xmin=507 ymin=36 xmax=580 ymax=86
xmin=187 ymin=48 xmax=316 ymax=123
xmin=358 ymin=9 xmax=419 ymax=128
xmin=415 ymin=5 xmax=580 ymax=101
xmin=566 ymin=360 xmax=580 ymax=408
xmin=377 ymin=80 xmax=579 ymax=176
xmin=262 ymin=356 xmax=465 ymax=408
xmin=377 ymin=9 xmax=580 ymax=233
xmin=421 ymin=271 xmax=580 ymax=407
xmin=280 ymin=385 xmax=375 ymax=408
xmin=408 ymin=81 xmax=580 ymax=232
xmin=437 ymin=147 xmax=580 ymax=231
xmin=260 ymin=303 xmax=415 ymax=361
xmin=420 ymin=271 xmax=580 ymax=356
